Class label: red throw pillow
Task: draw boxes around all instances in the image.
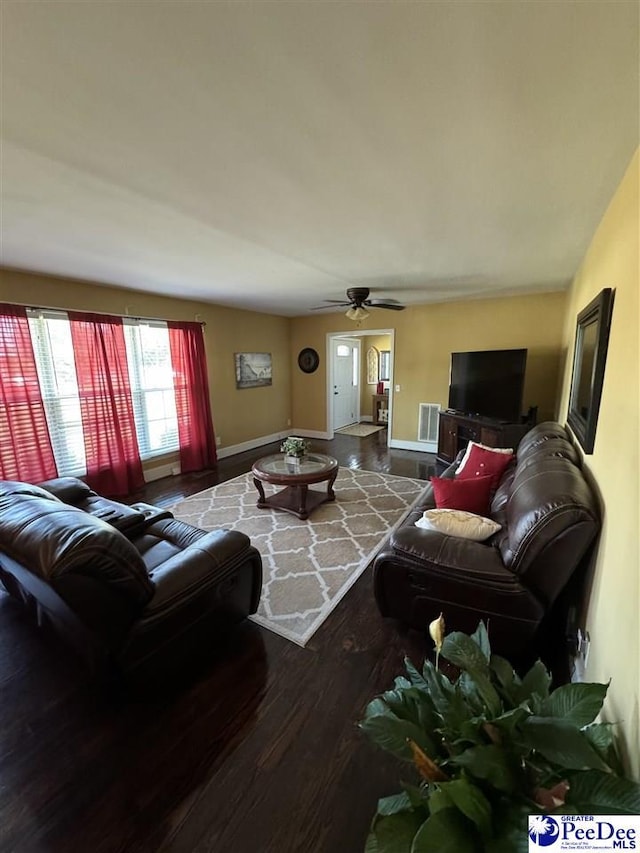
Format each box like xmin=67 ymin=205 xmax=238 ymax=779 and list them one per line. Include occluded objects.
xmin=456 ymin=444 xmax=514 ymax=490
xmin=430 ymin=475 xmax=493 ymax=515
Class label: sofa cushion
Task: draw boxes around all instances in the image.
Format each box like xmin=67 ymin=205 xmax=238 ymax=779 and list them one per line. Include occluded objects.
xmin=39 ymin=477 xmax=148 ymax=535
xmin=431 ymin=474 xmax=493 ymax=514
xmin=416 ymin=508 xmax=501 ymax=541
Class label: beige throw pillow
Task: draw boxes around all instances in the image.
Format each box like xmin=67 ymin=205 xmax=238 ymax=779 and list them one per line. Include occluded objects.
xmin=415 ymin=508 xmax=501 ymax=541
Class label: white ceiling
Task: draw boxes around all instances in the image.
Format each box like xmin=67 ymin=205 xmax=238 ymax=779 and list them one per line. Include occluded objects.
xmin=1 ymin=2 xmax=638 ymax=316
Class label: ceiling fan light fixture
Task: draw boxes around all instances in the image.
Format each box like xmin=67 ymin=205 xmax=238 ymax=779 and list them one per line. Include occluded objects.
xmin=346 ymin=305 xmax=369 ymax=321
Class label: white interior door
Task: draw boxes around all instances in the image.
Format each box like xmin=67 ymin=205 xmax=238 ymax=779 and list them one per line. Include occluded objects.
xmin=331 ymin=338 xmax=359 ymax=430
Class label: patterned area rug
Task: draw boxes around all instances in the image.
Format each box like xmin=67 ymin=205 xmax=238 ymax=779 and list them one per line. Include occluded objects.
xmin=167 ymin=469 xmax=425 ymax=647
xmin=335 ymin=424 xmax=385 ymax=437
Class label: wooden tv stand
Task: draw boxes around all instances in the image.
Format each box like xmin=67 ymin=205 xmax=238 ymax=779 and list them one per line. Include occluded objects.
xmin=437 ymin=411 xmax=530 ymax=469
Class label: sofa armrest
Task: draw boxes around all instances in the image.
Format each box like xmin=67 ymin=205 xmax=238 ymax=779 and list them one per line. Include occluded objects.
xmin=143 ymin=529 xmax=259 ymax=614
xmin=387 ymin=526 xmax=510 ymax=584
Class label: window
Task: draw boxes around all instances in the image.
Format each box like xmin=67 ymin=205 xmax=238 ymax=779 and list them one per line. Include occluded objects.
xmin=124 ymin=322 xmax=179 ymax=458
xmin=28 ymin=311 xmax=86 ymax=475
xmin=379 ymin=350 xmax=390 ymax=381
xmin=26 ymin=310 xmax=179 ymax=475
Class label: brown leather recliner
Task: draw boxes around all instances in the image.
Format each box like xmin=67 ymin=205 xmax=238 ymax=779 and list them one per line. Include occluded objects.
xmin=373 ymin=423 xmax=600 ymax=659
xmin=0 ymin=477 xmax=262 ymax=676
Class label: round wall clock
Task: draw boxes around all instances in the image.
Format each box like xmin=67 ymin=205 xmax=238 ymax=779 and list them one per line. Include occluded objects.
xmin=298 ymin=347 xmax=320 ymax=373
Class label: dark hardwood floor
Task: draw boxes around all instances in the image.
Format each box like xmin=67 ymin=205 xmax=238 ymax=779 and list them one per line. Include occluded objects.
xmin=0 ymin=431 xmax=437 ymax=853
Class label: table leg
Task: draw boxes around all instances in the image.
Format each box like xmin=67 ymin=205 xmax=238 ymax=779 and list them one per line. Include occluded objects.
xmin=327 ymin=469 xmax=338 ymax=501
xmin=253 ymin=477 xmax=266 ymax=507
xmin=297 ymin=484 xmax=309 ymax=519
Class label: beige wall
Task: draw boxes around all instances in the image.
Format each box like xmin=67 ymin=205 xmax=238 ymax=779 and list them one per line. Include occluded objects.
xmin=0 ymin=269 xmax=292 ymax=465
xmin=291 ymin=291 xmax=566 ymax=439
xmin=558 ymin=149 xmax=639 ymax=777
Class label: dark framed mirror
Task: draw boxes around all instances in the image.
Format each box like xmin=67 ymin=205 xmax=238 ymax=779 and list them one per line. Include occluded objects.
xmin=567 ymin=288 xmax=614 ymax=454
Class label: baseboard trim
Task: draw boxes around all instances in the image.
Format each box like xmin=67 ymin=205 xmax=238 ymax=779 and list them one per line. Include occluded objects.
xmin=217 ymin=431 xmax=288 ymax=459
xmin=144 ymin=462 xmax=177 ymax=482
xmin=389 ymin=438 xmax=437 ymax=454
xmin=149 ymin=432 xmax=435 ymax=470
xmin=290 ymin=428 xmax=332 ymax=441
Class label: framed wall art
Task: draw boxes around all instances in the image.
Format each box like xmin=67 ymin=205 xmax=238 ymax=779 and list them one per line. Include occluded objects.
xmin=234 ymin=352 xmax=272 ymax=389
xmin=366 ymin=347 xmax=379 ymax=384
xmin=567 ymin=288 xmax=614 ymax=453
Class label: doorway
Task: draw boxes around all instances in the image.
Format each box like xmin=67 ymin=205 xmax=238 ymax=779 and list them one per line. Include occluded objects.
xmin=327 ymin=329 xmax=394 ymax=441
xmin=330 ymin=337 xmax=360 ymax=430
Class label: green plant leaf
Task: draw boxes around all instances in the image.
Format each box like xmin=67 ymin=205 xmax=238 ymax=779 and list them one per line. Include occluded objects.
xmin=540 ymin=682 xmax=608 ymax=727
xmin=402 ymin=782 xmax=428 ymax=809
xmin=442 ymin=631 xmax=491 ymax=673
xmin=456 ymin=672 xmax=488 ymax=717
xmin=582 ymin=723 xmax=624 ymax=774
xmin=427 ymin=786 xmax=453 ymax=814
xmin=369 ymin=811 xmax=426 ymax=853
xmin=438 ymin=778 xmax=493 ymax=838
xmin=491 ymin=707 xmax=530 ymax=734
xmin=484 ymin=802 xmax=532 ymax=853
xmin=518 ymin=660 xmax=551 ymax=703
xmin=395 ymin=676 xmax=413 ymax=690
xmin=582 ymin=722 xmax=616 ymax=751
xmin=375 ymin=687 xmax=443 ymax=757
xmin=404 ymin=657 xmax=428 ymax=689
xmin=518 ymin=717 xmax=610 ymax=770
xmin=441 ymin=633 xmax=502 ymax=717
xmin=377 ymin=792 xmax=413 ymax=816
xmin=410 ymin=808 xmax=479 ymax=853
xmin=490 ymin=655 xmax=524 ymax=707
xmin=365 ymin=698 xmax=391 ymax=718
xmin=456 ymin=717 xmax=488 ymax=747
xmin=470 ymin=621 xmax=491 ymax=661
xmin=450 ymin=744 xmax=520 ymax=793
xmin=359 ymin=714 xmax=437 ymax=762
xmin=422 ymin=660 xmax=455 ymax=717
xmin=384 ymin=687 xmax=440 ymax=729
xmin=565 ymin=770 xmax=640 ymax=814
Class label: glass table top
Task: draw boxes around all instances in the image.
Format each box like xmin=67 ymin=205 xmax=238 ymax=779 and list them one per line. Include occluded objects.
xmin=254 ymin=453 xmax=338 ymax=477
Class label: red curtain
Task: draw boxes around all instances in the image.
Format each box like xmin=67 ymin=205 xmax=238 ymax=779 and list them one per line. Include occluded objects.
xmin=69 ymin=312 xmax=144 ymax=496
xmin=168 ymin=321 xmax=217 ymax=473
xmin=0 ymin=304 xmax=58 ymax=482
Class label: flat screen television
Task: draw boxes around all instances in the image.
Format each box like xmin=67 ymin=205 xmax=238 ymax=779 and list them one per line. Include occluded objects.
xmin=448 ymin=348 xmax=527 ymax=423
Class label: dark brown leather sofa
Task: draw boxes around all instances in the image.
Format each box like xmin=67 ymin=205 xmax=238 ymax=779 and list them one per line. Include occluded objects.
xmin=0 ymin=477 xmax=262 ymax=676
xmin=373 ymin=422 xmax=600 ymax=659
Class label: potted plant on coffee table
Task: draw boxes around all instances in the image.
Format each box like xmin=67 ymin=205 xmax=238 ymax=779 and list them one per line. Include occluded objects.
xmin=359 ymin=618 xmax=640 ymax=852
xmin=280 ymin=436 xmax=309 ymax=465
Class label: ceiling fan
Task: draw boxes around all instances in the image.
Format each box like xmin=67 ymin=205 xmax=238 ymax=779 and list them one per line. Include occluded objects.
xmin=311 ymin=288 xmax=406 ymax=321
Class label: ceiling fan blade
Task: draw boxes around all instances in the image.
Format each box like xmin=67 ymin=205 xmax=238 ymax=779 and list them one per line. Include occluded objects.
xmin=310 ymin=302 xmax=350 ymax=310
xmin=366 ymin=301 xmax=406 ymax=311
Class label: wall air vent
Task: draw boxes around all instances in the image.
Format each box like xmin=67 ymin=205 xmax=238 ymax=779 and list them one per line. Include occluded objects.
xmin=418 ymin=403 xmax=441 ymax=449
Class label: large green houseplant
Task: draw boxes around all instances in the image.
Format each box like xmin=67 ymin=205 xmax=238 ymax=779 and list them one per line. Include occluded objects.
xmin=359 ymin=619 xmax=640 ymax=852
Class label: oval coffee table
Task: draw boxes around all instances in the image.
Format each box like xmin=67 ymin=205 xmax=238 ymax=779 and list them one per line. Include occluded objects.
xmin=251 ymin=453 xmax=339 ymax=520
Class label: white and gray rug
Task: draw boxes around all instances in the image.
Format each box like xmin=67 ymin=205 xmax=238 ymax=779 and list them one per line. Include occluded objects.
xmin=167 ymin=469 xmax=425 ymax=646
